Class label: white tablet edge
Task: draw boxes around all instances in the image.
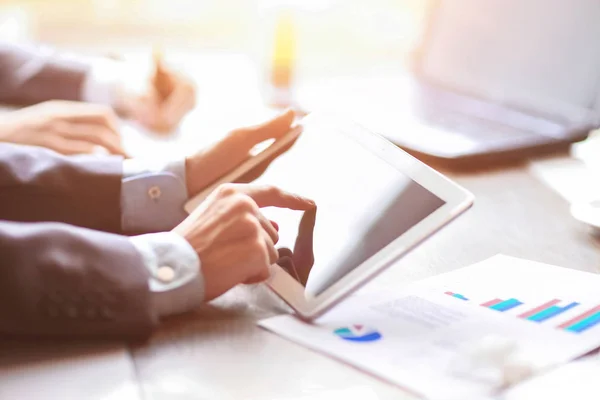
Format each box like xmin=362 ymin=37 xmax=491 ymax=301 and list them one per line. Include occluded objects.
xmin=263 ymin=113 xmax=475 ymax=319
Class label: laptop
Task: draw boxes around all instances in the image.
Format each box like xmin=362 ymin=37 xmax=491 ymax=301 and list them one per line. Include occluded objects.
xmin=298 ymin=0 xmax=600 ymax=166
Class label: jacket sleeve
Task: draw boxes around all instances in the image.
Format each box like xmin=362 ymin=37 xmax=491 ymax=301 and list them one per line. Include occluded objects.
xmin=0 ymin=41 xmax=88 ymax=105
xmin=0 ymin=143 xmax=123 ymax=233
xmin=0 ymin=220 xmax=157 ymax=338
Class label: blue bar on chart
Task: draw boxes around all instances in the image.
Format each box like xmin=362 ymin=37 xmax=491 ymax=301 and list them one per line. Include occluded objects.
xmin=445 ymin=291 xmax=468 ymax=301
xmin=518 ymin=299 xmax=561 ymax=319
xmin=482 ymin=298 xmax=523 ymax=312
xmin=559 ymin=305 xmax=600 ymax=333
xmin=526 ymin=302 xmax=579 ymax=323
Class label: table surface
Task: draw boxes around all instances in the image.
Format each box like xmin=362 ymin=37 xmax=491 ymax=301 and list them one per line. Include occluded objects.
xmin=2 ymin=53 xmax=600 ymax=400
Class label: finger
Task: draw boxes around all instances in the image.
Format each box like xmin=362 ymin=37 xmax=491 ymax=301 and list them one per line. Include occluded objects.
xmin=210 ymin=212 xmax=260 ymax=245
xmin=263 ymin=233 xmax=279 ymax=265
xmin=277 ymin=247 xmax=293 ymax=259
xmin=237 ymin=185 xmax=315 ymax=210
xmin=244 ymin=109 xmax=295 ymax=144
xmin=200 ymin=237 xmax=270 ymax=300
xmin=293 ymin=208 xmax=317 ymax=284
xmin=161 ymin=82 xmax=195 ymax=127
xmin=276 ymin=255 xmax=301 ymax=282
xmin=250 ymin=109 xmax=296 ymax=143
xmin=240 ymin=236 xmax=273 ymax=284
xmin=270 ymin=220 xmax=279 ymax=232
xmin=60 ymin=103 xmax=120 ymax=133
xmin=235 ymin=133 xmax=300 ymax=184
xmin=49 ymin=138 xmax=98 ymax=155
xmin=65 ymin=123 xmax=128 ymax=156
xmin=256 ymin=211 xmax=279 ymax=244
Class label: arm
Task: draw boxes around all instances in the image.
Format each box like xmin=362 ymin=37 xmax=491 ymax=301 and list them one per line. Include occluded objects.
xmin=0 ymin=42 xmax=88 ymax=105
xmin=0 ymin=220 xmax=157 ymax=338
xmin=0 ymin=108 xmax=296 ymax=235
xmin=0 ymin=143 xmax=123 ymax=233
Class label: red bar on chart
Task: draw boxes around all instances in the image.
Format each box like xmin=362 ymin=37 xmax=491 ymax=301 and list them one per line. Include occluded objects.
xmin=558 ymin=305 xmax=600 ymax=329
xmin=481 ymin=298 xmax=503 ymax=307
xmin=518 ymin=299 xmax=561 ymax=319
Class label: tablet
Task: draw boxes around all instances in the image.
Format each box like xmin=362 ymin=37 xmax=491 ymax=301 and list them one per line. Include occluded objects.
xmin=249 ymin=113 xmax=474 ymax=319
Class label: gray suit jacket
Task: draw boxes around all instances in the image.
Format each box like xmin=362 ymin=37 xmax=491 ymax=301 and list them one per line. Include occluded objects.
xmin=0 ymin=143 xmax=157 ymax=338
xmin=0 ymin=42 xmax=87 ymax=105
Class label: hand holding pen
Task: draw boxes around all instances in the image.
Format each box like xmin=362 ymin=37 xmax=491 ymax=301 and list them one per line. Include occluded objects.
xmin=126 ymin=48 xmax=197 ymax=133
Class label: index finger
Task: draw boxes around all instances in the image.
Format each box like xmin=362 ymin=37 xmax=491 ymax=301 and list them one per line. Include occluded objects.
xmin=238 ymin=185 xmax=315 ymax=210
xmin=62 ymin=103 xmax=120 ymax=134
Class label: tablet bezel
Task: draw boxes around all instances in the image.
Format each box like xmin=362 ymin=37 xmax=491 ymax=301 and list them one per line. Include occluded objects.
xmin=265 ymin=113 xmax=474 ymax=319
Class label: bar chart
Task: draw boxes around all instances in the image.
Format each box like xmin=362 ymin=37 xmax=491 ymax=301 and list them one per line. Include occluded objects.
xmin=481 ymin=298 xmax=523 ymax=312
xmin=444 ymin=291 xmax=468 ymax=300
xmin=444 ymin=291 xmax=600 ymax=334
xmin=518 ymin=300 xmax=579 ymax=323
xmin=559 ymin=305 xmax=600 ymax=333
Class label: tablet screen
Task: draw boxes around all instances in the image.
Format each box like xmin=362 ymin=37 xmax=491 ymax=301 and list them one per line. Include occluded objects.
xmin=255 ymin=122 xmax=446 ymax=297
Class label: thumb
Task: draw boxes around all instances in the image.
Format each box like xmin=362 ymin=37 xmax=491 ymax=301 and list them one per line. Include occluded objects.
xmin=243 ymin=109 xmax=296 ymax=145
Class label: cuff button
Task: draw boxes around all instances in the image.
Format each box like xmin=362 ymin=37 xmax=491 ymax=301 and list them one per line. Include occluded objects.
xmin=148 ymin=186 xmax=162 ymax=200
xmin=157 ymin=265 xmax=175 ymax=283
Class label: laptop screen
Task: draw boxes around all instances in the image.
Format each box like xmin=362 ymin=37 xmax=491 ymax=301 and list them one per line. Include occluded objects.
xmin=419 ymin=0 xmax=600 ymax=120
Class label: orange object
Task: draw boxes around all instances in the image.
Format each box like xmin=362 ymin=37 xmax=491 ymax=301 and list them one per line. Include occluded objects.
xmin=271 ymin=10 xmax=295 ymax=89
xmin=152 ymin=48 xmax=175 ymax=101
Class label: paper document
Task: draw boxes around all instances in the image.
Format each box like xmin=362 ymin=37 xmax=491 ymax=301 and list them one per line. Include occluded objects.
xmin=259 ymin=255 xmax=600 ymax=399
xmin=503 ymin=355 xmax=600 ymax=400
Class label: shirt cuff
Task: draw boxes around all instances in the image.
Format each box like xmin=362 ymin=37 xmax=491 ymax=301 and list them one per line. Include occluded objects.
xmin=129 ymin=232 xmax=203 ymax=318
xmin=121 ymin=158 xmax=189 ymax=233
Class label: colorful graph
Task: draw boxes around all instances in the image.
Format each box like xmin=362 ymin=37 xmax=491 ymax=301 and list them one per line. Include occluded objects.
xmin=518 ymin=299 xmax=579 ymax=323
xmin=334 ymin=325 xmax=382 ymax=342
xmin=481 ymin=298 xmax=523 ymax=312
xmin=444 ymin=291 xmax=600 ymax=334
xmin=445 ymin=291 xmax=468 ymax=300
xmin=559 ymin=305 xmax=600 ymax=333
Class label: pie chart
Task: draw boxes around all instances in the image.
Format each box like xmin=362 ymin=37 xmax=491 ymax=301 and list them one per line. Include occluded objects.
xmin=334 ymin=325 xmax=382 ymax=342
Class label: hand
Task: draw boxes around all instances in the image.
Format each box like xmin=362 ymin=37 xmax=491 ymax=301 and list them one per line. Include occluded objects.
xmin=122 ymin=54 xmax=196 ymax=133
xmin=172 ymin=183 xmax=315 ymax=301
xmin=185 ymin=109 xmax=296 ymax=197
xmin=0 ymin=100 xmax=127 ymax=156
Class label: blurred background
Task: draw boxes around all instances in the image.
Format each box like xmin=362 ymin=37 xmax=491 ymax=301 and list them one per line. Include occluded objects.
xmin=0 ymin=0 xmax=428 ymax=82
